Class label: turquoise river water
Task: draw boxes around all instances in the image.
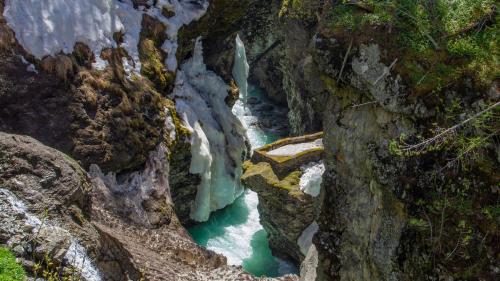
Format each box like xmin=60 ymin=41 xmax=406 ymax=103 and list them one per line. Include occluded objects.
xmin=189 ymin=85 xmax=297 ymax=277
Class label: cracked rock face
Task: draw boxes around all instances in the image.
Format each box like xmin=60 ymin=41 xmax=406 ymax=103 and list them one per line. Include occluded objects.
xmin=0 ymin=132 xmax=110 ymax=278
xmin=349 ymin=44 xmax=430 ymax=117
xmin=0 ymin=0 xmax=167 ymax=174
xmin=242 ymin=161 xmax=321 ymax=265
xmin=316 ymin=95 xmax=410 ymax=281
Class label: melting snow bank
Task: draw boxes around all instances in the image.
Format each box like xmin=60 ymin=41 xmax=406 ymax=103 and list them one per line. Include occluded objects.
xmin=3 ymin=0 xmax=208 ymax=72
xmin=0 ymin=188 xmax=103 ymax=281
xmin=299 ymin=161 xmax=325 ymax=197
xmin=299 ymin=244 xmax=318 ymax=281
xmin=173 ymin=37 xmax=247 ymax=222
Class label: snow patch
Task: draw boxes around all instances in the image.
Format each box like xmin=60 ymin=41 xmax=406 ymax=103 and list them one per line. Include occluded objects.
xmin=297 ymin=221 xmax=319 ymax=256
xmin=0 ymin=188 xmax=41 ymax=227
xmin=65 ymin=241 xmax=103 ymax=281
xmin=0 ymin=189 xmax=102 ymax=281
xmin=299 ymin=161 xmax=325 ymax=197
xmin=267 ymin=138 xmax=323 ymax=157
xmin=89 ymin=144 xmax=171 ymax=225
xmin=19 ymin=55 xmax=38 ymax=74
xmin=4 ymin=0 xmax=208 ymax=74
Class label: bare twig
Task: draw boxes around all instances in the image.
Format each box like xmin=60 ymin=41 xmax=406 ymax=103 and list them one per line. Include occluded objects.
xmin=396 ymin=8 xmax=440 ymax=49
xmin=416 ymin=70 xmax=430 ymax=86
xmin=373 ymin=58 xmax=398 ymax=85
xmin=351 ymin=101 xmax=378 ymax=108
xmin=438 ymin=194 xmax=447 ymax=252
xmin=338 ymin=38 xmax=354 ymax=82
xmin=441 ymin=129 xmax=500 ymax=171
xmin=479 ymin=231 xmax=489 ymax=254
xmin=444 ymin=6 xmax=497 ymax=39
xmin=345 ymin=0 xmax=374 ymax=13
xmin=422 ymin=209 xmax=435 ymax=268
xmin=425 ymin=33 xmax=440 ymax=50
xmin=445 ymin=235 xmax=461 ymax=260
xmin=401 ymin=101 xmax=500 ymax=153
xmin=249 ymin=40 xmax=282 ymax=68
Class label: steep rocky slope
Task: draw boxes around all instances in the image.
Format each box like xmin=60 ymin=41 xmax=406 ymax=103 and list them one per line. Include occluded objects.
xmin=0 ymin=0 xmax=168 ymax=174
xmin=0 ymin=0 xmax=297 ymax=280
xmin=0 ymin=132 xmax=298 ymax=280
xmin=201 ymin=0 xmax=499 ymax=280
xmin=1 ymin=0 xmax=498 ymax=280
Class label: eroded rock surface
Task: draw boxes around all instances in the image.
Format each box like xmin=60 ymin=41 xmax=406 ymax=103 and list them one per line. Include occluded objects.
xmin=242 ymin=161 xmax=321 ymax=265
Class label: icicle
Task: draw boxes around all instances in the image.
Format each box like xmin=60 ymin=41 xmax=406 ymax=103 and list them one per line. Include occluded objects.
xmin=173 ymin=37 xmax=247 ymax=222
xmin=232 ymin=34 xmax=250 ymax=106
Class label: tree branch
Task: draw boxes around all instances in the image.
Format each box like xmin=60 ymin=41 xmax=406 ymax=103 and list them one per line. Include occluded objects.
xmin=401 ymin=101 xmax=500 ymax=154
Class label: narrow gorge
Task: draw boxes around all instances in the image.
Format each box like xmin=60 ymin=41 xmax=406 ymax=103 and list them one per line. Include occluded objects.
xmin=0 ymin=1 xmax=498 ymax=281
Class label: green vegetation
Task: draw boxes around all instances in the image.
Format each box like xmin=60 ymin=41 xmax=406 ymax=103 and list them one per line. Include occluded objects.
xmin=242 ymin=161 xmax=303 ymax=195
xmin=0 ymin=248 xmax=25 ymax=281
xmin=390 ymin=100 xmax=499 ymax=172
xmin=279 ymin=0 xmax=323 ymax=19
xmin=323 ymin=0 xmax=498 ymax=90
xmin=388 ymin=100 xmax=498 ymax=278
xmin=139 ymin=38 xmax=174 ymax=92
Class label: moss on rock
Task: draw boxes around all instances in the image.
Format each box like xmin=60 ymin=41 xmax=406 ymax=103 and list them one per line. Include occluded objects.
xmin=242 ymin=160 xmax=320 ymax=264
xmin=139 ymin=15 xmax=175 ymax=93
xmin=0 ymin=248 xmax=25 ymax=281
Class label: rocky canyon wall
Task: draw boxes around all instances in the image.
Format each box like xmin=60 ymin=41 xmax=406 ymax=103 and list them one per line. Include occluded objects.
xmin=206 ymin=1 xmax=499 ymax=280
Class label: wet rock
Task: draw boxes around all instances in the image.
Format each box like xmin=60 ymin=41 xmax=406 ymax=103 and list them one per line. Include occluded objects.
xmin=242 ymin=161 xmax=320 ymax=264
xmin=247 ymin=96 xmax=261 ymax=104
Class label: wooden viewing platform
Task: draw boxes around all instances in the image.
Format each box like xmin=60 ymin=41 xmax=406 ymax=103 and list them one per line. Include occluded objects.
xmin=251 ymin=132 xmax=324 ymax=178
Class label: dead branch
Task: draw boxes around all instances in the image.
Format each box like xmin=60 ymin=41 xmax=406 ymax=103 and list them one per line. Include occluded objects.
xmin=351 ymin=101 xmax=377 ymax=108
xmin=438 ymin=194 xmax=447 ymax=253
xmin=373 ymin=58 xmax=398 ymax=85
xmin=444 ymin=6 xmax=497 ymax=39
xmin=401 ymin=101 xmax=500 ymax=154
xmin=338 ymin=38 xmax=354 ymax=82
xmin=344 ymin=0 xmax=374 ymax=13
xmin=423 ymin=209 xmax=436 ymax=268
xmin=441 ymin=129 xmax=500 ymax=171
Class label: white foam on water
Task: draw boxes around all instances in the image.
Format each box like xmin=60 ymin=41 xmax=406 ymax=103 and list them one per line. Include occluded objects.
xmin=188 ymin=36 xmax=296 ymax=275
xmin=0 ymin=189 xmax=102 ymax=281
xmin=65 ymin=240 xmax=103 ymax=281
xmin=205 ymin=190 xmax=261 ymax=265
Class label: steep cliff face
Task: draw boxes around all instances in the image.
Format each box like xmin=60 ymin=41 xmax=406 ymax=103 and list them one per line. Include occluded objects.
xmin=0 ymin=132 xmax=298 ymax=281
xmin=0 ymin=0 xmax=168 ymax=174
xmin=219 ymin=1 xmax=499 ymax=280
xmin=0 ymin=0 xmax=295 ymax=279
xmin=0 ymin=132 xmax=139 ymax=280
